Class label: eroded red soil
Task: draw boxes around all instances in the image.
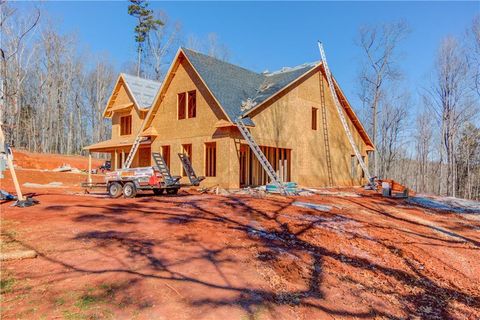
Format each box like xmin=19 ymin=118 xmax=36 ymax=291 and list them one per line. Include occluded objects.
xmin=1 ymin=151 xmax=479 ymax=319
xmin=10 ymin=149 xmax=104 ymax=171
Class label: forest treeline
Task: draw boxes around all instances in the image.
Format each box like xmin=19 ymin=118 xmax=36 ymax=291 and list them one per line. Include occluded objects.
xmin=0 ymin=2 xmax=479 ymax=199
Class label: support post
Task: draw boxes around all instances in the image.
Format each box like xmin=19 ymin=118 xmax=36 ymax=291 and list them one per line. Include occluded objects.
xmin=88 ymin=152 xmax=92 ymax=183
xmin=122 ymin=150 xmax=125 ymax=168
xmin=6 ymin=150 xmax=25 ymax=201
xmin=114 ymin=150 xmax=118 ymax=170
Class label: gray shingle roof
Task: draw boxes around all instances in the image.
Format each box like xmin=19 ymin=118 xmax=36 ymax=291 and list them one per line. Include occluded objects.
xmin=181 ymin=48 xmax=318 ymax=125
xmin=122 ymin=73 xmax=161 ymax=109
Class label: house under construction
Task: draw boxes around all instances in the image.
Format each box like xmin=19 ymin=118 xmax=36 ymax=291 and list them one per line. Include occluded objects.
xmin=84 ymin=47 xmax=374 ymax=189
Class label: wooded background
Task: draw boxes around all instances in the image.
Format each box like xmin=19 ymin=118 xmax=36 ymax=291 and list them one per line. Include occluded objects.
xmin=0 ymin=3 xmax=479 ymax=200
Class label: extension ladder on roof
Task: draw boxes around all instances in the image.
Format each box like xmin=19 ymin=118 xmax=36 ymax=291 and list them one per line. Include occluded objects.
xmin=177 ymin=153 xmax=205 ymax=186
xmin=235 ymin=118 xmax=289 ymax=196
xmin=151 ymin=152 xmax=181 ymax=186
xmin=317 ymin=41 xmax=371 ymax=180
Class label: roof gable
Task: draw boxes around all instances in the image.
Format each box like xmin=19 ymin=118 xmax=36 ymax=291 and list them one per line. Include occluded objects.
xmin=122 ymin=74 xmax=161 ymax=109
xmin=142 ymin=47 xmax=373 ymax=147
xmin=182 ymin=48 xmax=317 ymax=125
xmin=103 ymin=74 xmax=161 ymax=118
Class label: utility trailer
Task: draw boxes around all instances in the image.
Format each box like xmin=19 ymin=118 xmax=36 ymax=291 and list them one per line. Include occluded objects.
xmin=105 ymin=166 xmax=180 ymax=198
xmin=82 ymin=152 xmax=204 ymax=198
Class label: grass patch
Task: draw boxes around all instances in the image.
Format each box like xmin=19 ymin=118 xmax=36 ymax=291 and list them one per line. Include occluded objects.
xmin=98 ymin=283 xmax=116 ymax=299
xmin=74 ymin=294 xmax=99 ymax=310
xmin=54 ymin=296 xmax=65 ymax=307
xmin=62 ymin=310 xmax=87 ymax=320
xmin=1 ymin=277 xmax=15 ymax=294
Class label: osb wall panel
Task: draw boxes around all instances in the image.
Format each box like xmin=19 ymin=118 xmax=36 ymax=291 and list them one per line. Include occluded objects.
xmin=248 ymin=69 xmax=369 ymax=187
xmin=149 ymin=59 xmax=237 ymax=187
xmin=111 ymin=85 xmax=145 ymax=139
xmin=109 ymin=145 xmax=150 ymax=170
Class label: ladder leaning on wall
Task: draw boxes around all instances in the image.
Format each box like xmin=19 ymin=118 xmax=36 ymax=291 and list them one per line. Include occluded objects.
xmin=317 ymin=41 xmax=372 ymax=181
xmin=235 ymin=118 xmax=289 ymax=195
xmin=319 ymin=74 xmax=334 ymax=186
xmin=123 ymin=116 xmax=149 ymax=169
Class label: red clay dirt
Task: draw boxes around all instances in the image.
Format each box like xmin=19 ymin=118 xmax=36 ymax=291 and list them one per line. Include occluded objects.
xmin=1 ymin=149 xmax=105 ymax=194
xmin=1 ymin=153 xmax=480 ymax=319
xmin=10 ymin=149 xmax=104 ymax=171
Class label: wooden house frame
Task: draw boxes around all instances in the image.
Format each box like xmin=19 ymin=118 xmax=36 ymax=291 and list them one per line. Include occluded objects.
xmin=84 ymin=73 xmax=161 ymax=170
xmin=85 ymin=48 xmax=374 ymax=188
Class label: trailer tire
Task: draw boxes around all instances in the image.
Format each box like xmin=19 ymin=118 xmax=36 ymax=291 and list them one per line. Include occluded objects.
xmin=108 ymin=182 xmax=123 ymax=198
xmin=166 ymin=188 xmax=178 ymax=195
xmin=153 ymin=189 xmax=164 ymax=196
xmin=123 ymin=182 xmax=137 ymax=198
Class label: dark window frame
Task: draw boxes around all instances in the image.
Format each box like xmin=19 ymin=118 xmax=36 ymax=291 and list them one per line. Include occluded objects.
xmin=178 ymin=92 xmax=187 ymax=120
xmin=205 ymin=142 xmax=216 ymax=177
xmin=161 ymin=145 xmax=171 ymax=169
xmin=187 ymin=90 xmax=197 ymax=118
xmin=120 ymin=115 xmax=132 ymax=135
xmin=311 ymin=107 xmax=318 ymax=130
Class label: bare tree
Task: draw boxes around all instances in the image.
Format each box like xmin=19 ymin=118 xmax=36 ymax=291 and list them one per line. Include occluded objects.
xmin=0 ymin=2 xmax=40 ymax=144
xmin=377 ymin=90 xmax=410 ymax=178
xmin=144 ymin=10 xmax=181 ymax=81
xmin=185 ymin=32 xmax=230 ymax=61
xmin=425 ymin=36 xmax=478 ymax=196
xmin=413 ymin=110 xmax=433 ymax=193
xmin=465 ymin=15 xmax=480 ymax=98
xmin=84 ymin=57 xmax=115 ymax=144
xmin=356 ymin=20 xmax=409 ymax=177
xmin=455 ymin=123 xmax=480 ymax=200
xmin=206 ymin=33 xmax=230 ymax=61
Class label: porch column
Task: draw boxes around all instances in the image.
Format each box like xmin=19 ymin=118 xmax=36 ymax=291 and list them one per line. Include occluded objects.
xmin=121 ymin=150 xmax=125 ymax=168
xmin=114 ymin=150 xmax=118 ymax=170
xmin=88 ymin=152 xmax=92 ymax=183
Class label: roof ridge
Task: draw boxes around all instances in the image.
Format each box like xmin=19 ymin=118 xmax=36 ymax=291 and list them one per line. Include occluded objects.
xmin=266 ymin=61 xmax=320 ymax=76
xmin=122 ymin=73 xmax=162 ymax=85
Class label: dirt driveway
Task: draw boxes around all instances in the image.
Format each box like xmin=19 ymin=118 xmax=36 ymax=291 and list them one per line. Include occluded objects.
xmin=1 ymin=190 xmax=479 ymax=319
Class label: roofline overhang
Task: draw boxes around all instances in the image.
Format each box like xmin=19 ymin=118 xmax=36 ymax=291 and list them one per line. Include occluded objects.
xmin=179 ymin=49 xmax=233 ymax=122
xmin=242 ymin=62 xmax=374 ymax=149
xmin=143 ymin=48 xmax=234 ymax=131
xmin=329 ymin=72 xmax=374 ymax=148
xmin=83 ymin=137 xmax=151 ymax=152
xmin=102 ymin=74 xmax=148 ymax=119
xmin=242 ymin=63 xmax=321 ymax=118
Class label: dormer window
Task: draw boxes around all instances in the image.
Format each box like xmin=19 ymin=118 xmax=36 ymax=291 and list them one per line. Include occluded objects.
xmin=120 ymin=115 xmax=132 ymax=135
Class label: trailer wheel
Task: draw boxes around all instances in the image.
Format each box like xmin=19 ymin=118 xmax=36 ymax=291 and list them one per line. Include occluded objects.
xmin=153 ymin=189 xmax=164 ymax=196
xmin=108 ymin=182 xmax=123 ymax=198
xmin=166 ymin=188 xmax=178 ymax=195
xmin=123 ymin=182 xmax=137 ymax=198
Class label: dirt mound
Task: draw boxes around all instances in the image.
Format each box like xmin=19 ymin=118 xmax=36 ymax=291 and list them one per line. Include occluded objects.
xmin=10 ymin=149 xmax=104 ymax=170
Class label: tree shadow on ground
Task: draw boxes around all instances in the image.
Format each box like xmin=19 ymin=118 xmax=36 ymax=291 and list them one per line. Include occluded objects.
xmin=11 ymin=194 xmax=480 ymax=319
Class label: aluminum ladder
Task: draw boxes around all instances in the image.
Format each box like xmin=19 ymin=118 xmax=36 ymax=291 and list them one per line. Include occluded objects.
xmin=151 ymin=152 xmax=180 ymax=186
xmin=235 ymin=118 xmax=289 ymax=195
xmin=317 ymin=41 xmax=372 ymax=180
xmin=123 ymin=135 xmax=146 ymax=169
xmin=177 ymin=153 xmax=205 ymax=186
xmin=319 ymin=76 xmax=334 ymax=186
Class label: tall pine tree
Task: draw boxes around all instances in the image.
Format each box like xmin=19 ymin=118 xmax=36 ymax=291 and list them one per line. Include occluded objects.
xmin=128 ymin=0 xmax=163 ymax=77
